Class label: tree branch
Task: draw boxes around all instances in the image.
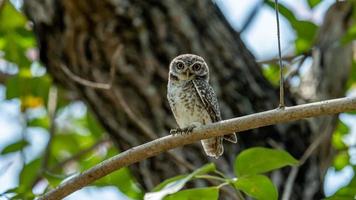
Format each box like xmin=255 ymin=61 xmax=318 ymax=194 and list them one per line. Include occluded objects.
xmin=39 ymin=96 xmax=356 ymax=200
xmin=281 ymin=118 xmax=333 ymax=200
xmin=59 ymin=44 xmax=122 ymax=90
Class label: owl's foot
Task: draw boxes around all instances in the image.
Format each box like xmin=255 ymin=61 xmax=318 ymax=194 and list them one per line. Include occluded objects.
xmin=170 ymin=125 xmax=196 ymax=135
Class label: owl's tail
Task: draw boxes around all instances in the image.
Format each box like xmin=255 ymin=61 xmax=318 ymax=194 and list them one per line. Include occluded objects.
xmin=201 ymin=137 xmax=224 ymax=159
xmin=224 ymin=133 xmax=237 ymax=143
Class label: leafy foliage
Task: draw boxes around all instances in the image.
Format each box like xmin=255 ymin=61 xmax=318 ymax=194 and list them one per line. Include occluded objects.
xmin=0 ymin=0 xmax=356 ymax=199
xmin=0 ymin=0 xmax=35 ymax=68
xmin=233 ymin=175 xmax=278 ymax=200
xmin=0 ymin=139 xmax=29 ymax=155
xmin=262 ymin=64 xmax=280 ymax=86
xmin=265 ymin=0 xmax=318 ymax=53
xmin=234 ymin=147 xmax=298 ymax=176
xmin=0 ymin=1 xmax=142 ymax=199
xmin=146 ymin=148 xmax=297 ymax=199
xmin=145 ymin=163 xmax=216 ymax=199
xmin=307 ymin=0 xmax=322 ymax=9
xmin=164 ymin=187 xmax=219 ymax=200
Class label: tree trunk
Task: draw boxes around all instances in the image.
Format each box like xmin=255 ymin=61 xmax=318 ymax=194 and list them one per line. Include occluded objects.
xmin=23 ymin=0 xmax=353 ymax=199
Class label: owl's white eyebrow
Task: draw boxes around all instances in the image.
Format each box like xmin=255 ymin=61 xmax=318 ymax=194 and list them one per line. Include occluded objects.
xmin=189 ymin=61 xmax=204 ymax=67
xmin=175 ymin=60 xmax=185 ymax=65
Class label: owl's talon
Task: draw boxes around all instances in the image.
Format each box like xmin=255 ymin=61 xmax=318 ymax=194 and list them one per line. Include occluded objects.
xmin=170 ymin=129 xmax=179 ymax=135
xmin=187 ymin=126 xmax=195 ymax=133
xmin=170 ymin=125 xmax=196 ymax=136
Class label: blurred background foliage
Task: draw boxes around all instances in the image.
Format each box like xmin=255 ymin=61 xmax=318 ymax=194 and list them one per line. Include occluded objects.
xmin=0 ymin=0 xmax=355 ymax=199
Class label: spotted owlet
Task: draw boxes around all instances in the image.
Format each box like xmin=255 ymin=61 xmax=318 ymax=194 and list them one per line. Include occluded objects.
xmin=167 ymin=54 xmax=237 ymax=158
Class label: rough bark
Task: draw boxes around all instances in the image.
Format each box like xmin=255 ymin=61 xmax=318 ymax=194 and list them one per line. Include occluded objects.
xmin=23 ymin=0 xmax=353 ymax=199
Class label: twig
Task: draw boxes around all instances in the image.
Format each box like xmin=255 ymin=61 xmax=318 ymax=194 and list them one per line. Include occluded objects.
xmin=59 ymin=46 xmax=121 ymax=90
xmin=32 ymin=87 xmax=59 ymax=188
xmin=257 ymin=54 xmax=301 ymax=65
xmin=195 ymin=175 xmax=226 ymax=182
xmin=42 ymin=86 xmax=58 ymax=171
xmin=285 ymin=54 xmax=308 ymax=82
xmin=213 ymin=170 xmax=243 ymax=199
xmin=37 ymin=96 xmax=356 ymax=200
xmin=281 ymin=118 xmax=332 ymax=200
xmin=197 ymin=175 xmax=241 ymax=199
xmin=275 ymin=0 xmax=285 ymax=108
xmin=240 ymin=0 xmax=264 ymax=33
xmin=281 ymin=167 xmax=298 ymax=200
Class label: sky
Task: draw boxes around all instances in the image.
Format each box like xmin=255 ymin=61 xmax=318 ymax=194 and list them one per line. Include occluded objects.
xmin=0 ymin=0 xmax=354 ymax=199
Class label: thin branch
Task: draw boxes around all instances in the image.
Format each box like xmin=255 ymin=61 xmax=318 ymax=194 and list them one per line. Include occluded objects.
xmin=239 ymin=0 xmax=264 ymax=33
xmin=257 ymin=51 xmax=311 ymax=66
xmin=275 ymin=0 xmax=285 ymax=108
xmin=257 ymin=54 xmax=299 ymax=65
xmin=285 ymin=54 xmax=308 ymax=82
xmin=38 ymin=96 xmax=356 ymax=200
xmin=281 ymin=118 xmax=332 ymax=200
xmin=42 ymin=86 xmax=58 ymax=170
xmin=59 ymin=46 xmax=121 ymax=90
xmin=195 ymin=175 xmax=226 ymax=182
xmin=32 ymin=87 xmax=59 ymax=188
xmin=281 ymin=167 xmax=298 ymax=200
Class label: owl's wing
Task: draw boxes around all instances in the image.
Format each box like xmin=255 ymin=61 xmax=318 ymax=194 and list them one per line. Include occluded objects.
xmin=192 ymin=79 xmax=221 ymax=122
xmin=192 ymin=79 xmax=237 ymax=143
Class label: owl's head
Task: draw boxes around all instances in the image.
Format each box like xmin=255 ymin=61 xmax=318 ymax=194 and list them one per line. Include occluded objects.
xmin=169 ymin=54 xmax=209 ymax=82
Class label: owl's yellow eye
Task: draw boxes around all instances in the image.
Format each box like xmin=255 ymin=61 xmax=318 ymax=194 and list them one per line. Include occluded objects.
xmin=192 ymin=63 xmax=202 ymax=71
xmin=176 ymin=62 xmax=184 ymax=70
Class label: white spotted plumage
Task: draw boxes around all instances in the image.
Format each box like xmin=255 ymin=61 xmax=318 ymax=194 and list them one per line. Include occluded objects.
xmin=167 ymin=54 xmax=236 ymax=158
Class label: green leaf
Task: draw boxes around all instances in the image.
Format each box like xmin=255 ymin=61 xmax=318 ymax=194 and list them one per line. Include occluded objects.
xmin=0 ymin=187 xmax=18 ymax=195
xmin=346 ymin=60 xmax=356 ymax=90
xmin=145 ymin=163 xmax=216 ymax=200
xmin=307 ymin=0 xmax=322 ymax=8
xmin=152 ymin=175 xmax=189 ymax=192
xmin=163 ymin=187 xmax=219 ymax=200
xmin=341 ymin=24 xmax=356 ymax=45
xmin=18 ymin=158 xmax=42 ymax=192
xmin=96 ymin=167 xmax=143 ymax=199
xmin=234 ymin=175 xmax=278 ymax=200
xmin=0 ymin=0 xmax=27 ymax=31
xmin=6 ymin=75 xmax=51 ymax=103
xmin=293 ymin=21 xmax=318 ymax=53
xmin=52 ymin=132 xmax=95 ymax=158
xmin=0 ymin=0 xmax=35 ymax=67
xmin=333 ymin=152 xmax=350 ymax=171
xmin=86 ymin=112 xmax=105 ymax=138
xmin=332 ymin=121 xmax=350 ymax=150
xmin=28 ymin=115 xmax=50 ymax=129
xmin=234 ymin=147 xmax=298 ymax=176
xmin=52 ymin=133 xmax=81 ymax=156
xmin=265 ymin=1 xmax=297 ymax=24
xmin=0 ymin=140 xmax=29 ymax=155
xmin=265 ymin=1 xmax=317 ymax=53
xmin=262 ymin=64 xmax=279 ymax=86
xmin=94 ymin=148 xmax=143 ymax=199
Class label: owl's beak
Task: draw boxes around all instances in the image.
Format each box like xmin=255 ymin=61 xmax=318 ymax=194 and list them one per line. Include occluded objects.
xmin=186 ymin=70 xmax=191 ymax=77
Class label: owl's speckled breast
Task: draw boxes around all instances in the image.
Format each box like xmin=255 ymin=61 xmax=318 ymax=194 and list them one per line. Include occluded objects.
xmin=167 ymin=80 xmax=211 ymax=128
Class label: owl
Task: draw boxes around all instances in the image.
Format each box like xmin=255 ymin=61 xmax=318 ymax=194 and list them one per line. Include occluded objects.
xmin=167 ymin=54 xmax=237 ymax=158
